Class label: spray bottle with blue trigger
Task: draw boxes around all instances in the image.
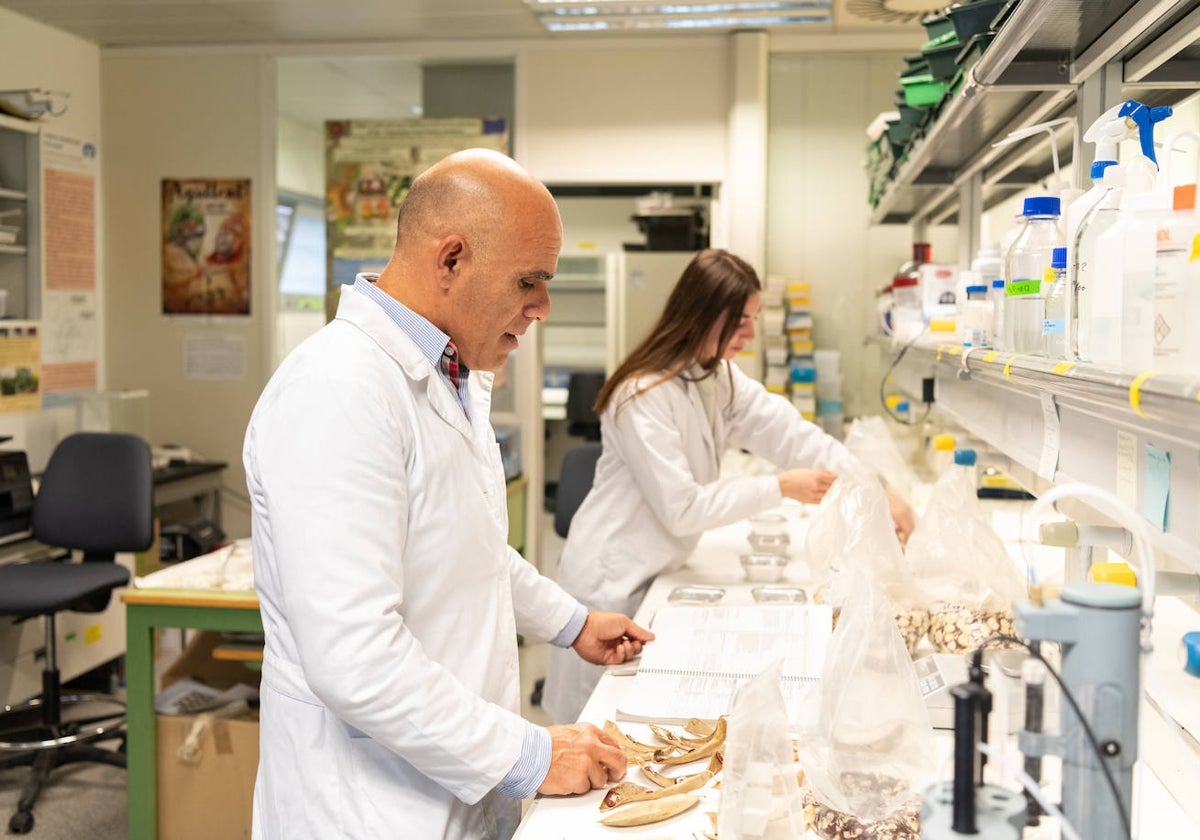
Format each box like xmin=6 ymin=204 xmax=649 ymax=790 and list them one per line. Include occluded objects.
xmin=1069 ymin=100 xmax=1172 ymax=362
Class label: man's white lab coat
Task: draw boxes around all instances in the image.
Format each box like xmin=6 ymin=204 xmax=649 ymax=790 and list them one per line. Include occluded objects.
xmin=244 ymin=285 xmax=579 ymax=839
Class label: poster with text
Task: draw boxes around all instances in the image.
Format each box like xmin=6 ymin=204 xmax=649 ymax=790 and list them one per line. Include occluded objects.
xmin=162 ymin=178 xmax=251 ymax=316
xmin=0 ymin=324 xmax=41 ymax=414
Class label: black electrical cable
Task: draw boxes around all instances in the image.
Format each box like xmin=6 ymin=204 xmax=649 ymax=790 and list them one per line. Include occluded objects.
xmin=878 ymin=327 xmax=933 ymax=426
xmin=972 ymin=635 xmax=1133 ymax=839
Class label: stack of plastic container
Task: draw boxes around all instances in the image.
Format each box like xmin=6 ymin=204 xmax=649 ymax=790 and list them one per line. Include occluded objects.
xmin=814 ymin=349 xmax=843 ymax=438
xmin=785 ymin=281 xmax=817 ymax=419
xmin=760 ymin=275 xmax=789 ymax=395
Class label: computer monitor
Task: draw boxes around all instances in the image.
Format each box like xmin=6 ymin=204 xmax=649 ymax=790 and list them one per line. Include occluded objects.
xmin=0 ymin=451 xmax=34 ymax=545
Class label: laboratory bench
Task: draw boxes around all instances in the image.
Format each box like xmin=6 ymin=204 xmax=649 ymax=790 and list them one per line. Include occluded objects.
xmin=514 ymin=501 xmax=1200 ymax=839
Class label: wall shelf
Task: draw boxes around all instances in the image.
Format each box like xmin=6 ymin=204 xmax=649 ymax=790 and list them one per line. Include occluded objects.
xmin=873 ymin=335 xmax=1200 ymax=574
xmin=870 ymin=0 xmax=1200 ymax=226
xmin=0 ymin=187 xmax=26 ymax=201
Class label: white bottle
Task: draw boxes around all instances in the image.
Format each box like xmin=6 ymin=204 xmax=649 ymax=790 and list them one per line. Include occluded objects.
xmin=1154 ymin=184 xmax=1200 ymax=376
xmin=987 ymin=279 xmax=1006 ymax=350
xmin=960 ymin=283 xmax=991 ymax=348
xmin=1073 ymin=168 xmax=1125 ymax=362
xmin=1005 ymin=196 xmax=1063 ymax=355
xmin=1090 ymin=158 xmax=1166 ymax=371
xmin=1042 ymin=247 xmax=1069 ymax=359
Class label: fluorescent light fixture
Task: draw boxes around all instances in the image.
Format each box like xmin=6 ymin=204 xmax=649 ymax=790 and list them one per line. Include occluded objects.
xmin=526 ymin=0 xmax=833 ymax=31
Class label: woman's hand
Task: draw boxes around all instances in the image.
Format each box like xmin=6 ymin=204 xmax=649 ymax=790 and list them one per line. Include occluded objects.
xmin=777 ymin=468 xmax=837 ymax=504
xmin=887 ymin=490 xmax=915 ymax=547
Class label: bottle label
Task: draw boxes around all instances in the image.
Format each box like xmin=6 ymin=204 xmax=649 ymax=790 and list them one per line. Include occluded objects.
xmin=1042 ymin=318 xmax=1065 ymax=336
xmin=1007 ymin=279 xmax=1041 ymax=297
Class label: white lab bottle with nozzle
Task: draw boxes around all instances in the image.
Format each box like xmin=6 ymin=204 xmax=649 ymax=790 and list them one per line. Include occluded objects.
xmin=1090 ymin=157 xmax=1166 ymax=371
xmin=1042 ymin=247 xmax=1069 ymax=359
xmin=1073 ymin=168 xmax=1125 ymax=363
xmin=1005 ymin=196 xmax=1063 ymax=355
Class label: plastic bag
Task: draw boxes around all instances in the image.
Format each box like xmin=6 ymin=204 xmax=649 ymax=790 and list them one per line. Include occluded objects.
xmin=905 ymin=464 xmax=1025 ymax=654
xmin=800 ymin=567 xmax=934 ymax=837
xmin=843 ymin=416 xmax=922 ymax=506
xmin=805 ymin=474 xmax=929 ymax=655
xmin=718 ymin=660 xmax=809 ymax=840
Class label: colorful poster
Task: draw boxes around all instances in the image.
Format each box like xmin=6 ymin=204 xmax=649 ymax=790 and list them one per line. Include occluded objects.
xmin=161 ymin=178 xmax=251 ymax=316
xmin=0 ymin=323 xmax=41 ymax=413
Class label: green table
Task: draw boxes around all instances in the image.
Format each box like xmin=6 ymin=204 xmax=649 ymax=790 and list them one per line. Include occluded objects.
xmin=122 ymin=588 xmax=263 ymax=840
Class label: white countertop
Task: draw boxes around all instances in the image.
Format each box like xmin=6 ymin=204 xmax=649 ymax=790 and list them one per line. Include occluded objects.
xmin=515 ymin=498 xmax=1200 ymax=838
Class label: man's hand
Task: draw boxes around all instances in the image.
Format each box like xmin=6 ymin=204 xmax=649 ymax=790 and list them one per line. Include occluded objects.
xmin=537 ymin=723 xmax=627 ymax=795
xmin=778 ymin=468 xmax=837 ymax=504
xmin=571 ymin=611 xmax=654 ymax=666
xmin=887 ymin=490 xmax=915 ymax=547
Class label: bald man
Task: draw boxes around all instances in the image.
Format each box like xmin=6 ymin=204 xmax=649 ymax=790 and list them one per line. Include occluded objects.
xmin=244 ymin=149 xmax=653 ymax=840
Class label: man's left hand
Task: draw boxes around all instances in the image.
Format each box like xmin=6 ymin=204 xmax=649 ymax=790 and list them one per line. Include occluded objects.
xmin=572 ymin=612 xmax=654 ymax=666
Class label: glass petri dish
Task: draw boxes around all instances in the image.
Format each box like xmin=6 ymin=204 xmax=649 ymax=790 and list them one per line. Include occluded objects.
xmin=667 ymin=585 xmax=726 ymax=605
xmin=746 ymin=531 xmax=791 ymax=555
xmin=751 ymin=586 xmax=807 ymax=604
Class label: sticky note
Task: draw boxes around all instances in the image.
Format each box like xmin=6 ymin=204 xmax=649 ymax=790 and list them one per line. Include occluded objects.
xmin=1191 ymin=233 xmax=1200 ymax=263
xmin=1143 ymin=443 xmax=1170 ymax=531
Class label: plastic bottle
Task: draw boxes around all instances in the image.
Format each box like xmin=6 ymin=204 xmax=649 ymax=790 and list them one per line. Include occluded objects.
xmin=928 ymin=432 xmax=956 ymax=479
xmin=890 ymin=276 xmax=923 ymax=342
xmin=1004 ymin=196 xmax=1064 ymax=355
xmin=1067 ymin=102 xmax=1144 ymax=344
xmin=949 ymin=448 xmax=978 ymax=496
xmin=1072 ymin=101 xmax=1172 ymax=362
xmin=1153 ymin=135 xmax=1200 ymax=376
xmin=1042 ymin=247 xmax=1069 ymax=359
xmin=960 ymin=282 xmax=991 ymax=348
xmin=1091 ymin=157 xmax=1166 ymax=371
xmin=988 ymin=279 xmax=1006 ymax=350
xmin=1073 ymin=166 xmax=1125 ymax=361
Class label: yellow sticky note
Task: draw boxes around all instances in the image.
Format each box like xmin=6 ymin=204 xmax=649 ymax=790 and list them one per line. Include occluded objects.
xmin=84 ymin=624 xmax=102 ymax=645
xmin=1051 ymin=361 xmax=1075 ymax=375
xmin=1191 ymin=233 xmax=1200 ymax=263
xmin=983 ymin=351 xmax=999 ymax=363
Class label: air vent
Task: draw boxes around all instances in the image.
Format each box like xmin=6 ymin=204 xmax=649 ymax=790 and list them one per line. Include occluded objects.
xmin=844 ymin=0 xmax=946 ymax=25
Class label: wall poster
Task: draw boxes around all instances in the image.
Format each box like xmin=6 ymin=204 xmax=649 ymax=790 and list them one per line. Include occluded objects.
xmin=0 ymin=324 xmax=41 ymax=414
xmin=324 ymin=118 xmax=507 ymax=319
xmin=161 ymin=178 xmax=251 ymax=316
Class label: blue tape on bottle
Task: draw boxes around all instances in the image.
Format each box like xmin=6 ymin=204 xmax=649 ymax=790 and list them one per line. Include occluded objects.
xmin=1183 ymin=632 xmax=1200 ymax=678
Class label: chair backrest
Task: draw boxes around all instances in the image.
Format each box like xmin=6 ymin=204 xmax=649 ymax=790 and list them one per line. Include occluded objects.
xmin=32 ymin=432 xmax=154 ymax=560
xmin=554 ymin=442 xmax=602 ymax=539
xmin=565 ymin=371 xmax=605 ymax=442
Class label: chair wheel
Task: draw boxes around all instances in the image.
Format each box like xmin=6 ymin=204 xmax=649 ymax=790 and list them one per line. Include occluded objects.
xmin=9 ymin=809 xmax=34 ymax=834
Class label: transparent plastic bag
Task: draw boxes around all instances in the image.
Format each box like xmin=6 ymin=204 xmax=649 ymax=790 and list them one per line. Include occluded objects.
xmin=843 ymin=416 xmax=922 ymax=506
xmin=718 ymin=660 xmax=808 ymax=840
xmin=905 ymin=465 xmax=1025 ymax=654
xmin=800 ymin=568 xmax=934 ymax=837
xmin=805 ymin=475 xmax=928 ymax=655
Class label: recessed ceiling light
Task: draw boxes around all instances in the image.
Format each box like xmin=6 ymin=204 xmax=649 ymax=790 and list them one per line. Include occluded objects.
xmin=527 ymin=0 xmax=833 ymax=31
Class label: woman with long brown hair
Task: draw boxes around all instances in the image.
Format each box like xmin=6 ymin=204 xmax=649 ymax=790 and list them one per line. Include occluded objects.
xmin=541 ymin=248 xmax=914 ymax=724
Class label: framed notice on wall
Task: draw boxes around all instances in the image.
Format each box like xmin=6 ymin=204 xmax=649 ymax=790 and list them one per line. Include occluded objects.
xmin=161 ymin=178 xmax=251 ymax=316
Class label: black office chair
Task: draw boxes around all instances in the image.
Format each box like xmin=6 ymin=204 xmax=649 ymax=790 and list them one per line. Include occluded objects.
xmin=553 ymin=442 xmax=602 ymax=540
xmin=531 ymin=442 xmax=601 ymax=708
xmin=564 ymin=371 xmax=605 ymax=442
xmin=0 ymin=433 xmax=153 ymax=834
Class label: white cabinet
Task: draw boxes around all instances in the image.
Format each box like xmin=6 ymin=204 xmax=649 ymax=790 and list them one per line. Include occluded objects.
xmin=0 ymin=114 xmax=40 ymax=320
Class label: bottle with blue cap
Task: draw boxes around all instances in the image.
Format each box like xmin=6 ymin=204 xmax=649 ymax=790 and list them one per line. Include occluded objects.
xmin=1042 ymin=246 xmax=1069 ymax=359
xmin=1004 ymin=196 xmax=1065 ymax=355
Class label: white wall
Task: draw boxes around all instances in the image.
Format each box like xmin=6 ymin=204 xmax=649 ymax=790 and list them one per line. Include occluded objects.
xmin=519 ymin=41 xmax=730 ymax=184
xmin=102 ymin=54 xmax=275 ymax=540
xmin=767 ymin=51 xmax=957 ymax=420
xmin=277 ymin=115 xmax=324 ymax=198
xmin=0 ymin=7 xmax=103 ymax=470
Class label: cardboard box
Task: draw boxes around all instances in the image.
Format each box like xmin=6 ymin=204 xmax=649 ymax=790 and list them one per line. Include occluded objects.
xmin=156 ymin=632 xmax=261 ymax=840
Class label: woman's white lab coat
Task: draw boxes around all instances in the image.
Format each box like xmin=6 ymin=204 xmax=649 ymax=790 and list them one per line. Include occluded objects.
xmin=542 ymin=362 xmax=859 ymax=723
xmin=244 ymin=285 xmax=580 ymax=839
